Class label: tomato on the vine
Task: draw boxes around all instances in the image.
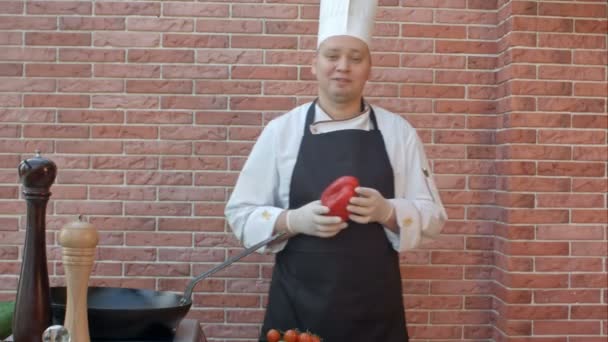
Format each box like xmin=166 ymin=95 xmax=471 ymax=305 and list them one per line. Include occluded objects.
xmin=283 ymin=329 xmax=299 ymax=342
xmin=298 ymin=332 xmax=313 ymax=342
xmin=266 ymin=329 xmax=281 ymax=342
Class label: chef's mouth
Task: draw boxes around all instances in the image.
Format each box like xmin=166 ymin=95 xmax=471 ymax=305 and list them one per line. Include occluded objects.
xmin=332 ymin=78 xmax=352 ymax=83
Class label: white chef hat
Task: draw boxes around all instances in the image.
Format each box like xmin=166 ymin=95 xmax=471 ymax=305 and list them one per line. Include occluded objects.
xmin=317 ymin=0 xmax=379 ymax=48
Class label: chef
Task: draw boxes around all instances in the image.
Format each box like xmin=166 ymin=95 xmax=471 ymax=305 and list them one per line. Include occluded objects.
xmin=225 ymin=0 xmax=447 ymax=340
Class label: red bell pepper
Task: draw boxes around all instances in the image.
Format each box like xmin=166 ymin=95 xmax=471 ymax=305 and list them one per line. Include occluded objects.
xmin=320 ymin=176 xmax=360 ymax=221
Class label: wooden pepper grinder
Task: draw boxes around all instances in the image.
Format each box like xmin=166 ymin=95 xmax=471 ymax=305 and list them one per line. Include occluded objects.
xmin=58 ymin=217 xmax=99 ymax=342
xmin=13 ymin=151 xmax=56 ymax=342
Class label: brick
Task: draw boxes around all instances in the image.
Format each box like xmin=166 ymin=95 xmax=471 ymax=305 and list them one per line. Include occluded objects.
xmin=372 ymin=38 xmax=433 ymax=53
xmin=575 ymin=19 xmax=608 ymax=34
xmin=27 ymin=1 xmax=91 ymax=15
xmin=436 ymin=10 xmax=496 ymax=25
xmin=94 ymin=32 xmax=160 ymax=47
xmin=95 ymin=65 xmax=162 ymax=78
xmin=539 ymin=33 xmax=606 ymax=49
xmin=571 ymin=273 xmax=608 ymax=288
xmin=89 ymin=217 xmax=155 ymax=231
xmin=89 ymin=185 xmax=156 ymax=201
xmin=0 ymin=1 xmax=23 ymax=14
xmin=572 ymin=114 xmax=607 ymax=129
xmin=161 ymin=156 xmax=226 ymax=171
xmin=92 ymin=95 xmax=158 ymax=109
xmin=127 ymin=111 xmax=192 ymax=124
xmin=232 ymin=4 xmax=298 ymax=19
xmin=402 ymin=54 xmax=465 ymax=69
xmin=574 ymin=82 xmax=608 ymax=98
xmin=539 ymin=3 xmax=607 ymax=18
xmin=571 ymin=305 xmax=608 ymax=320
xmin=23 ymin=124 xmax=88 ymax=138
xmin=503 ymin=209 xmax=569 ymax=224
xmin=58 ymin=110 xmax=124 ymax=123
xmin=125 ymin=203 xmax=191 ymax=217
xmin=502 ymin=112 xmax=571 ymax=129
xmin=538 ymin=97 xmax=605 ymax=113
xmin=401 ymin=85 xmax=465 ymax=99
xmin=160 ymin=126 xmax=227 ymax=140
xmin=60 ymin=48 xmax=126 ymax=63
xmin=195 ymin=20 xmax=260 ymax=34
xmin=572 ymin=178 xmax=608 ymax=193
xmin=231 ymin=35 xmax=297 ymax=49
xmin=127 ymin=18 xmax=194 ymax=32
xmin=55 ymin=201 xmax=122 ymax=215
xmin=0 ymin=140 xmax=53 ymax=154
xmin=128 ymin=49 xmax=193 ymax=63
xmin=196 ymin=81 xmax=261 ymax=95
xmin=539 ymin=130 xmax=605 ymax=145
xmin=499 ymin=145 xmax=571 ymax=160
xmin=539 ymin=65 xmax=605 ymax=81
xmin=60 ymin=17 xmax=125 ymax=31
xmin=534 ymin=321 xmax=601 ymax=335
xmin=24 ymin=94 xmax=89 ymax=108
xmin=126 ymin=171 xmax=192 ymax=186
xmin=572 ymin=210 xmax=608 ymax=224
xmin=124 ymin=141 xmax=192 ymax=155
xmin=58 ymin=79 xmax=123 ymax=93
xmin=194 ymin=141 xmax=253 ymax=156
xmin=26 ymin=63 xmax=91 ymax=77
xmin=0 ymin=32 xmax=22 ymax=45
xmin=402 ymin=24 xmax=466 ymax=38
xmin=535 ymin=289 xmax=602 ymax=304
xmin=469 ymin=57 xmax=499 ymax=72
xmin=197 ymin=49 xmax=263 ymax=64
xmin=230 ymin=97 xmax=295 ymax=111
xmin=0 ymin=64 xmax=23 ymax=76
xmin=194 ymin=172 xmax=238 ymax=186
xmin=0 ymin=78 xmax=55 ymax=92
xmin=91 ymin=157 xmax=158 ymax=170
xmin=537 ymin=256 xmax=603 ymax=272
xmin=265 ymin=21 xmax=316 ymax=35
xmin=161 ymin=96 xmax=227 ymax=110
xmin=510 ymin=80 xmax=571 ymax=96
xmin=26 ymin=32 xmax=90 ymax=46
xmin=512 ymin=17 xmax=573 ymax=32
xmin=95 ymin=2 xmax=160 ymax=16
xmin=126 ymin=80 xmax=192 ymax=94
xmin=158 ymin=188 xmax=225 ymax=202
xmin=538 ymin=162 xmax=605 ymax=177
xmin=537 ymin=225 xmax=605 ymax=241
xmin=408 ymin=326 xmax=462 ymax=339
xmin=55 ymin=140 xmax=122 ymax=154
xmin=163 ymin=3 xmax=228 ymax=17
xmin=372 ymin=69 xmax=433 ymax=83
xmin=0 ymin=17 xmax=56 ymax=30
xmin=436 ymin=40 xmax=497 ymax=54
xmin=162 ymin=65 xmax=228 ymax=79
xmin=573 ymin=146 xmax=608 ymax=161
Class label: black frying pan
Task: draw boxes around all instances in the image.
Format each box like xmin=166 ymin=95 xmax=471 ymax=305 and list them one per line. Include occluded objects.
xmin=50 ymin=233 xmax=285 ymax=340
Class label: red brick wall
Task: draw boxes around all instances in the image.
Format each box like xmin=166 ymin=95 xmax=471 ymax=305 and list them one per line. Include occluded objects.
xmin=0 ymin=1 xmax=606 ymax=341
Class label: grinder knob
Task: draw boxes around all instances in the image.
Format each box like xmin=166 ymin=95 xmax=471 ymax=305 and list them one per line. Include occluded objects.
xmin=42 ymin=325 xmax=70 ymax=342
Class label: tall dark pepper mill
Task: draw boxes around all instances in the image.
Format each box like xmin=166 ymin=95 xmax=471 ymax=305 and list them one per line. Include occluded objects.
xmin=13 ymin=151 xmax=56 ymax=342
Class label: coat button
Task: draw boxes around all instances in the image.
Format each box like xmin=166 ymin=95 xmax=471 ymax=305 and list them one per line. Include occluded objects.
xmin=402 ymin=217 xmax=413 ymax=227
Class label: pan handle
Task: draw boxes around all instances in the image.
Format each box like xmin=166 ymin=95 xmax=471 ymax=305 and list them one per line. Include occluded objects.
xmin=181 ymin=232 xmax=287 ymax=304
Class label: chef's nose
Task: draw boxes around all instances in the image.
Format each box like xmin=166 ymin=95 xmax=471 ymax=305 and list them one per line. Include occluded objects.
xmin=335 ymin=56 xmax=350 ymax=71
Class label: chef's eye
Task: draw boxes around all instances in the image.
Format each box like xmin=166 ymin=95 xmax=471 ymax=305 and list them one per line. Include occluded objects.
xmin=326 ymin=55 xmax=339 ymax=60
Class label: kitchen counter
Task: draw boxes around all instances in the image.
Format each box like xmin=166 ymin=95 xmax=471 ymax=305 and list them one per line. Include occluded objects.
xmin=4 ymin=319 xmax=206 ymax=342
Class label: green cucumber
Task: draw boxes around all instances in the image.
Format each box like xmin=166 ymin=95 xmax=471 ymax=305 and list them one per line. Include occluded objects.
xmin=0 ymin=301 xmax=15 ymax=340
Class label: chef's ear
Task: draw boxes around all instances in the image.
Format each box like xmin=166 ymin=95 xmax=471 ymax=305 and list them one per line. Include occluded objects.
xmin=311 ymin=54 xmax=318 ymax=76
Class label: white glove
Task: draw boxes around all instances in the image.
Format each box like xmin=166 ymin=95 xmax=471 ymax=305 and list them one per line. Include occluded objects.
xmin=286 ymin=200 xmax=348 ymax=238
xmin=347 ymin=187 xmax=394 ymax=225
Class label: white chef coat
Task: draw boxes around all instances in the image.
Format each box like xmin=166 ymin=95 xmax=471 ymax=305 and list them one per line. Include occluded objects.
xmin=225 ymin=102 xmax=447 ymax=253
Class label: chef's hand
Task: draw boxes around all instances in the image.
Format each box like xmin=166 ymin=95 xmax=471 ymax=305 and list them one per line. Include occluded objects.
xmin=347 ymin=187 xmax=394 ymax=225
xmin=287 ymin=200 xmax=347 ymax=238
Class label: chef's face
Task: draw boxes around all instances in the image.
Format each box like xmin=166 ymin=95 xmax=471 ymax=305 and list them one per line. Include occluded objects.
xmin=312 ymin=35 xmax=372 ymax=106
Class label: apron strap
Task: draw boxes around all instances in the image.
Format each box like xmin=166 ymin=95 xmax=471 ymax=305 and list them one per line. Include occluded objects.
xmin=303 ymin=99 xmax=379 ymax=137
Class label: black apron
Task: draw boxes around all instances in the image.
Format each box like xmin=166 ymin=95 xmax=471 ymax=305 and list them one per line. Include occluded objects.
xmin=260 ymin=102 xmax=408 ymax=342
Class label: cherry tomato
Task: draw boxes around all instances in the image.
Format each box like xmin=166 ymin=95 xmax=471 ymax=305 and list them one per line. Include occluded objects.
xmin=266 ymin=329 xmax=281 ymax=342
xmin=283 ymin=329 xmax=299 ymax=342
xmin=311 ymin=335 xmax=321 ymax=342
xmin=298 ymin=332 xmax=313 ymax=342
xmin=320 ymin=175 xmax=360 ymax=221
